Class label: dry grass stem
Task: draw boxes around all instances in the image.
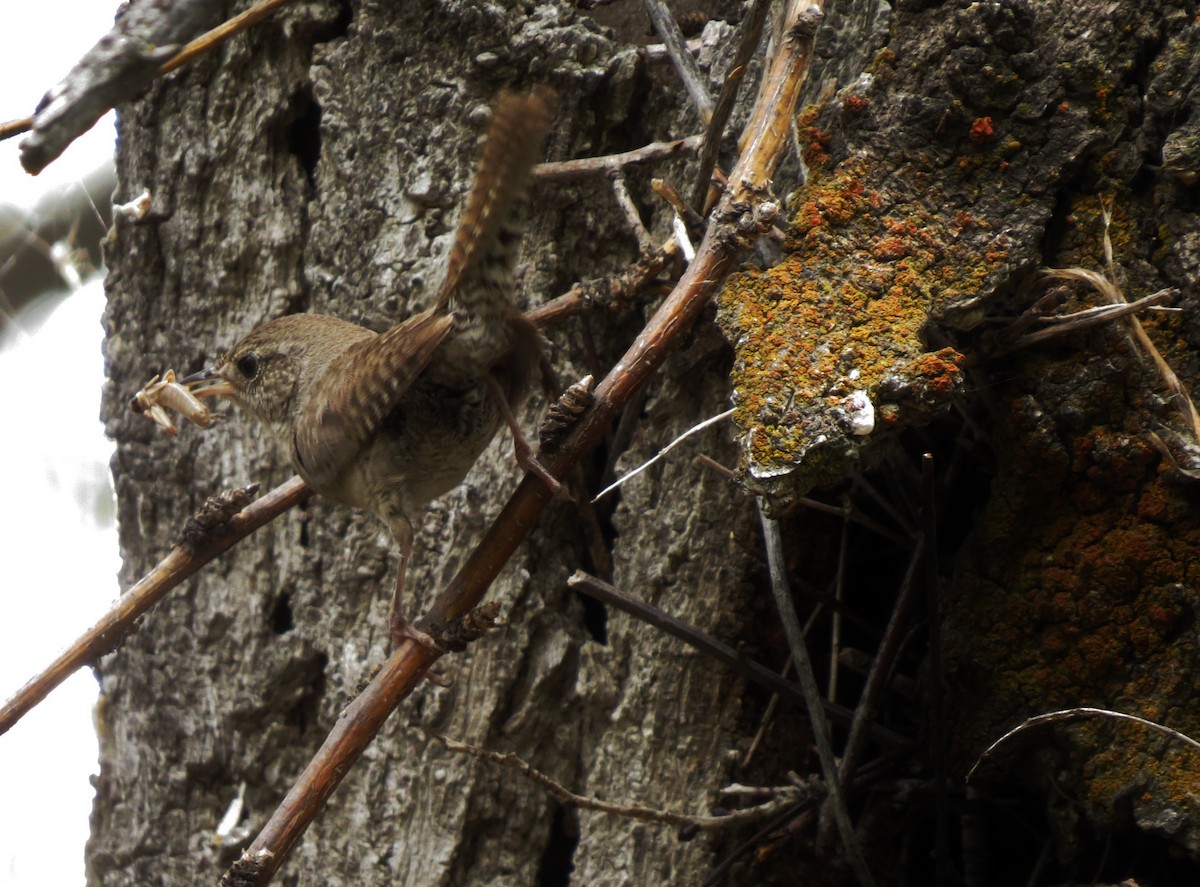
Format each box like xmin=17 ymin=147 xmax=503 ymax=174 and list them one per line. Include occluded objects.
xmin=968 ymin=707 xmax=1200 ymax=783
xmin=591 ymin=407 xmax=734 ymax=502
xmin=1041 ymin=202 xmax=1200 ymax=462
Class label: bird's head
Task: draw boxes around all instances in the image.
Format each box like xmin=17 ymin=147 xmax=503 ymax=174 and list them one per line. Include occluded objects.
xmin=183 ymin=314 xmax=373 ymax=431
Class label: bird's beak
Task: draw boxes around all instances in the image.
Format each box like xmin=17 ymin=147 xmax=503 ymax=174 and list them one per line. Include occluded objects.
xmin=179 ymin=366 xmax=236 ymax=399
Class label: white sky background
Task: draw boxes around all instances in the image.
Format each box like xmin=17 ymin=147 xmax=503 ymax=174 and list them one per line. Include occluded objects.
xmin=0 ymin=2 xmax=123 ymax=884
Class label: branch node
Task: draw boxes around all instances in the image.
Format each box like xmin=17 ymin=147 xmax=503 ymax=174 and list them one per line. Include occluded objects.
xmin=178 ymin=483 xmax=262 ymax=552
xmin=429 ymin=601 xmax=505 ymax=653
xmin=219 ymin=848 xmax=275 ymax=887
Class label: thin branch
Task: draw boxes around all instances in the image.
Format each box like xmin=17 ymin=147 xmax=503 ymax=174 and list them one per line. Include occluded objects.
xmin=641 ymin=0 xmax=714 ymax=124
xmin=701 ymin=801 xmax=816 ymax=887
xmin=818 ymin=531 xmax=925 ymax=849
xmin=0 ymin=116 xmax=32 ymax=141
xmin=433 ymin=733 xmax=811 ymax=829
xmin=0 ymin=478 xmax=309 ymax=737
xmin=567 ymin=571 xmax=902 ymax=744
xmin=757 ymin=501 xmax=878 ymax=887
xmin=532 ymin=136 xmax=702 ymax=183
xmin=525 ymin=239 xmax=678 ymax=328
xmin=922 ymin=454 xmax=951 ymax=887
xmin=0 ymin=242 xmax=670 ymax=733
xmin=968 ymin=707 xmax=1200 ymax=782
xmin=225 ymin=4 xmax=824 ymax=880
xmin=591 ymin=407 xmax=734 ymax=502
xmin=160 ymin=0 xmax=295 ymax=74
xmin=690 ymin=0 xmax=772 ymax=211
xmin=650 ymin=177 xmax=706 ymax=243
xmin=610 ymin=171 xmax=655 ymax=252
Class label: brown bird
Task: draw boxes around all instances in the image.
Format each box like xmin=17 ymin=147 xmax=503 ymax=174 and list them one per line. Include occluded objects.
xmin=183 ymin=90 xmax=556 ymax=650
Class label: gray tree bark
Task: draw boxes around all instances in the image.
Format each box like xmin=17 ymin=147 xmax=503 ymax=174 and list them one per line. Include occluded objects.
xmin=91 ymin=1 xmax=782 ymax=884
xmin=88 ymin=0 xmax=1200 ymax=885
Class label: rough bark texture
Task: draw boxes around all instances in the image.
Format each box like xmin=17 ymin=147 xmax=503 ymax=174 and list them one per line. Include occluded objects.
xmin=89 ymin=0 xmax=1200 ymax=886
xmin=92 ymin=1 xmax=775 ymax=884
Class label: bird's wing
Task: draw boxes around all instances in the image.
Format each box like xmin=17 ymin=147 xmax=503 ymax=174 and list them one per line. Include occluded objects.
xmin=292 ymin=308 xmax=454 ymax=491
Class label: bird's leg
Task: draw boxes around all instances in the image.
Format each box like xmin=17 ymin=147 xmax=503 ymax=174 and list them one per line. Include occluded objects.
xmin=484 ymin=376 xmax=562 ymax=495
xmin=388 ymin=517 xmax=440 ymax=653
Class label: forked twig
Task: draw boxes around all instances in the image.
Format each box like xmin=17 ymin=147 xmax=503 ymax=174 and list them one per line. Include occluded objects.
xmin=226 ymin=3 xmax=825 ymax=881
xmin=532 ymin=136 xmax=702 ymax=182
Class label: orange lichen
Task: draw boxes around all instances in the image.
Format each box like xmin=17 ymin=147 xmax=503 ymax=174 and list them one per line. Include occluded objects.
xmin=969 ymin=116 xmax=995 ymax=144
xmin=718 ymin=154 xmax=1007 ymax=484
xmin=844 ymin=94 xmax=870 ymax=114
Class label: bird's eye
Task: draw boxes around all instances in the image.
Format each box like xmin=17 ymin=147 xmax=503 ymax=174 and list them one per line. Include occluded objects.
xmin=236 ymin=352 xmax=261 ymax=379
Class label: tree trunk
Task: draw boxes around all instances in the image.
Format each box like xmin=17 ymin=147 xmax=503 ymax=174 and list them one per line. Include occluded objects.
xmin=88 ymin=1 xmax=1200 ymax=886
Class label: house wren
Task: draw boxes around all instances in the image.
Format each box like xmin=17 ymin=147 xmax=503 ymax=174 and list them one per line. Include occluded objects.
xmin=182 ymin=90 xmax=555 ymax=649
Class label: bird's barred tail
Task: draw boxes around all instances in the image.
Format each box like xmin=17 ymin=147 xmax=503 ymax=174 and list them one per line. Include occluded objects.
xmin=434 ymin=88 xmax=555 ymax=315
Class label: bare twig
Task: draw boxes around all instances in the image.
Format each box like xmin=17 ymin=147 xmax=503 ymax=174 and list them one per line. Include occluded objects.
xmin=567 ymin=571 xmax=902 ymax=744
xmin=433 ymin=733 xmax=811 ymax=829
xmin=0 ymin=115 xmax=32 ymax=141
xmin=641 ymin=0 xmax=714 ymax=124
xmin=701 ymin=801 xmax=816 ymax=887
xmin=525 ymin=239 xmax=678 ymax=328
xmin=757 ymin=501 xmax=878 ymax=887
xmin=591 ymin=407 xmax=733 ymax=502
xmin=922 ymin=454 xmax=951 ymax=887
xmin=827 ymin=498 xmax=850 ymax=704
xmin=968 ymin=707 xmax=1200 ymax=782
xmin=533 ymin=136 xmax=703 ymax=183
xmin=160 ymin=0 xmax=295 ymax=74
xmin=226 ymin=3 xmax=824 ymax=880
xmin=690 ymin=0 xmax=772 ymax=211
xmin=650 ymin=177 xmax=706 ymax=244
xmin=610 ymin=171 xmax=655 ymax=252
xmin=818 ymin=532 xmax=925 ymax=850
xmin=0 ymin=478 xmax=309 ymax=737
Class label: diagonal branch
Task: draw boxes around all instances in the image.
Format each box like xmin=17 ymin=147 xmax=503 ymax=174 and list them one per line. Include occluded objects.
xmin=0 ymin=478 xmax=309 ymax=737
xmin=224 ymin=3 xmax=825 ymax=882
xmin=641 ymin=0 xmax=715 ymax=124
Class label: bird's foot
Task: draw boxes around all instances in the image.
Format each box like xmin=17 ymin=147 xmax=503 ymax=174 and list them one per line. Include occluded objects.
xmin=390 ymin=614 xmax=442 ymax=655
xmin=514 ymin=440 xmax=562 ymax=496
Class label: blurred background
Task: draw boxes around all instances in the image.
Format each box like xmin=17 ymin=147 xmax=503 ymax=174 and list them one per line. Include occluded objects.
xmin=0 ymin=2 xmax=122 ymax=883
